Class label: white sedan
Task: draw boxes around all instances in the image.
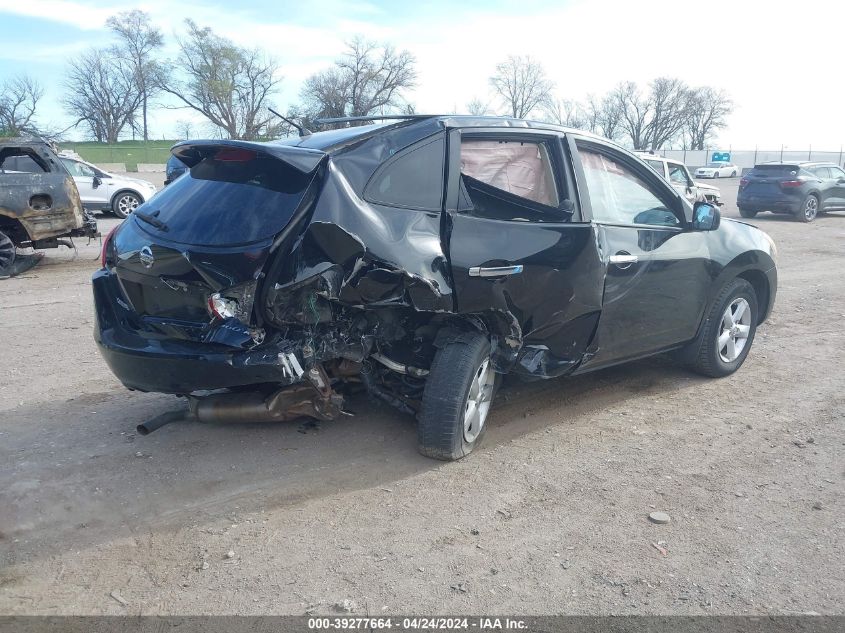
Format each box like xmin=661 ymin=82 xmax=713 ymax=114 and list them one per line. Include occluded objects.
xmin=695 ymin=162 xmax=739 ymax=179
xmin=59 ymin=156 xmax=157 ymax=219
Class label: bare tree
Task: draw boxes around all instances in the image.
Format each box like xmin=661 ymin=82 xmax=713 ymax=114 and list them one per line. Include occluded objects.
xmin=540 ymin=96 xmax=584 ymax=128
xmin=0 ymin=74 xmax=44 ymax=135
xmin=466 ymin=97 xmax=490 ymax=116
xmin=685 ymin=86 xmax=732 ymax=150
xmin=611 ymin=78 xmax=689 ymax=150
xmin=489 ymin=55 xmax=553 ymax=119
xmin=175 ymin=119 xmax=195 ymax=140
xmin=106 ymin=10 xmax=164 ymax=142
xmin=160 ymin=20 xmax=281 ymax=140
xmin=63 ymin=49 xmax=142 ymax=143
xmin=301 ymin=36 xmax=417 ymax=125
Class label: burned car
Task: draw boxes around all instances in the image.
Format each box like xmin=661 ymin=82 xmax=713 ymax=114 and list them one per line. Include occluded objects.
xmin=92 ymin=116 xmax=777 ymax=460
xmin=1 ymin=138 xmax=98 ymax=276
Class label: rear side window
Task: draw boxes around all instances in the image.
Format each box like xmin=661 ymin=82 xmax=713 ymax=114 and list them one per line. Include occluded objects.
xmin=364 ymin=135 xmax=445 ymax=211
xmin=461 ymin=139 xmax=560 ymax=207
xmin=137 ymin=152 xmax=313 ymax=246
xmin=644 ymin=159 xmax=665 ymax=176
xmin=809 ymin=166 xmax=831 ymax=179
xmin=0 ymin=148 xmax=49 ymax=173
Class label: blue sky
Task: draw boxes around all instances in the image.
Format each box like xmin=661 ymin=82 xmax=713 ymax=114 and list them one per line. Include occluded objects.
xmin=1 ymin=0 xmax=844 ymax=148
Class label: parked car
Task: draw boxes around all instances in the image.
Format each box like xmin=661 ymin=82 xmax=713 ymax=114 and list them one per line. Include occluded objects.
xmin=636 ymin=152 xmax=722 ymax=205
xmin=695 ymin=162 xmax=739 ymax=179
xmin=93 ymin=116 xmax=777 ymax=460
xmin=737 ymin=162 xmax=845 ymax=222
xmin=164 ymin=154 xmax=188 ymax=185
xmin=1 ymin=138 xmax=98 ymax=277
xmin=58 ymin=155 xmax=157 ymax=219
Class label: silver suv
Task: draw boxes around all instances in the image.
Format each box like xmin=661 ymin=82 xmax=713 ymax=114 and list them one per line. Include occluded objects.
xmin=59 ymin=155 xmax=157 ymax=219
xmin=636 ymin=152 xmax=722 ymax=206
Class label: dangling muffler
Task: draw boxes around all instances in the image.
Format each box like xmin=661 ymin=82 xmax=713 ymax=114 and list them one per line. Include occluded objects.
xmin=135 ymin=365 xmax=347 ymax=434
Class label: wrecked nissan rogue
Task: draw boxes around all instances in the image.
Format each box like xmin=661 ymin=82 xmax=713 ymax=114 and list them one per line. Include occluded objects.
xmin=92 ymin=116 xmax=777 ymax=460
xmin=1 ymin=138 xmax=98 ymax=277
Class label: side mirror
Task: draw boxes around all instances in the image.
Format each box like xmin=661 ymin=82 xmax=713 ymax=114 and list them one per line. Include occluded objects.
xmin=92 ymin=176 xmax=101 ymax=188
xmin=692 ymin=201 xmax=720 ymax=231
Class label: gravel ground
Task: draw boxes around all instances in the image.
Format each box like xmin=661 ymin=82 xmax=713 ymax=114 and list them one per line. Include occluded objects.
xmin=0 ymin=179 xmax=842 ymax=615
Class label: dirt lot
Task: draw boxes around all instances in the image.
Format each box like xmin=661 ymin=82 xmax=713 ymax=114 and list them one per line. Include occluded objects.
xmin=1 ymin=179 xmax=843 ymax=615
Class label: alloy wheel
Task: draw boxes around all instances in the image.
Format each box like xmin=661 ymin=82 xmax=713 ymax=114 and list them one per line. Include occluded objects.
xmin=463 ymin=357 xmax=495 ymax=443
xmin=718 ymin=297 xmax=752 ymax=363
xmin=803 ymin=196 xmax=818 ymax=221
xmin=117 ymin=194 xmax=140 ymax=216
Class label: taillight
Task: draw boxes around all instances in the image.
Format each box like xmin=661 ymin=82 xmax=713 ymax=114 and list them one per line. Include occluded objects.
xmin=207 ymin=292 xmax=238 ymax=320
xmin=740 ymin=178 xmax=749 ymax=187
xmin=780 ymin=179 xmax=804 ymax=188
xmin=100 ymin=225 xmax=119 ymax=268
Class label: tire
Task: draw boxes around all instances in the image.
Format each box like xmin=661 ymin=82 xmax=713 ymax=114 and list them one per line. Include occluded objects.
xmin=796 ymin=194 xmax=819 ymax=222
xmin=713 ymin=172 xmax=719 ymax=179
xmin=0 ymin=229 xmax=16 ymax=277
xmin=418 ymin=331 xmax=498 ymax=460
xmin=112 ymin=191 xmax=142 ymax=219
xmin=685 ymin=278 xmax=758 ymax=378
xmin=739 ymin=208 xmax=758 ymax=219
xmin=731 ymin=171 xmax=737 ymax=177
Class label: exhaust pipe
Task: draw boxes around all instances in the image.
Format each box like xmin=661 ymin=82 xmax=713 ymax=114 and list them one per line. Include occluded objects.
xmin=136 ymin=409 xmax=188 ymax=435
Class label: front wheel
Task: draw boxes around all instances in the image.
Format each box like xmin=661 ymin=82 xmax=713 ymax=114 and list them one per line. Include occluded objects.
xmin=739 ymin=208 xmax=758 ymax=218
xmin=418 ymin=331 xmax=498 ymax=460
xmin=112 ymin=192 xmax=142 ymax=219
xmin=685 ymin=278 xmax=758 ymax=378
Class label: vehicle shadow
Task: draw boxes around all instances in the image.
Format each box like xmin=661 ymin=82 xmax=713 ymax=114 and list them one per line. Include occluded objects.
xmin=0 ymin=355 xmax=704 ymax=566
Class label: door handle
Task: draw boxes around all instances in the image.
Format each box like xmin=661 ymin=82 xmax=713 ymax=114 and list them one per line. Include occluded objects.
xmin=468 ymin=265 xmax=524 ymax=278
xmin=609 ymin=253 xmax=638 ymax=268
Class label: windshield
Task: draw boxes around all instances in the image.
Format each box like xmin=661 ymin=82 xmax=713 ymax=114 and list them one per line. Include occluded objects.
xmin=134 ymin=152 xmax=315 ymax=246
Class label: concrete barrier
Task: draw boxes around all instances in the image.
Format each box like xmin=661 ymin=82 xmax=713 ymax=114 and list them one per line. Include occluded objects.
xmin=137 ymin=163 xmax=166 ymax=173
xmin=98 ymin=163 xmax=126 ymax=173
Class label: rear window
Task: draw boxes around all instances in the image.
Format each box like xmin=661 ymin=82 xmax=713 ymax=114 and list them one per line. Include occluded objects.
xmin=136 ymin=152 xmax=313 ymax=246
xmin=750 ymin=164 xmax=800 ymax=176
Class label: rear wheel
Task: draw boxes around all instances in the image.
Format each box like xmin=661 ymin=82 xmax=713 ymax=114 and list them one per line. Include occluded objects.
xmin=418 ymin=331 xmax=497 ymax=460
xmin=0 ymin=230 xmax=16 ymax=277
xmin=685 ymin=278 xmax=758 ymax=378
xmin=739 ymin=208 xmax=757 ymax=219
xmin=713 ymin=172 xmax=719 ymax=179
xmin=797 ymin=194 xmax=819 ymax=222
xmin=112 ymin=191 xmax=142 ymax=219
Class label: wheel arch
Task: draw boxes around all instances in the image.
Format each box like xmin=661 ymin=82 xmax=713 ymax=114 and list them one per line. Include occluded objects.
xmin=0 ymin=213 xmax=31 ymax=244
xmin=736 ymin=269 xmax=770 ymax=325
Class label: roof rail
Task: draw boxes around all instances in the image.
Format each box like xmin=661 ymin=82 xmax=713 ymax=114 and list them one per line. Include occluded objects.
xmin=313 ymin=114 xmax=438 ymax=126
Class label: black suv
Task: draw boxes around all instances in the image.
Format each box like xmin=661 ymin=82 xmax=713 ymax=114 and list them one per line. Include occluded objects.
xmin=737 ymin=161 xmax=845 ymax=222
xmin=93 ymin=116 xmax=777 ymax=460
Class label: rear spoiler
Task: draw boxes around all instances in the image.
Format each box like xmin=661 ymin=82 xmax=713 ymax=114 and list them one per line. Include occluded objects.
xmin=171 ymin=139 xmax=325 ymax=173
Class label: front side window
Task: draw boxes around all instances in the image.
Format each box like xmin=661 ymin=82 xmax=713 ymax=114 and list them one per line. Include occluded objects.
xmin=61 ymin=158 xmax=95 ymax=177
xmin=579 ymin=147 xmax=680 ymax=227
xmin=668 ymin=164 xmax=691 ymax=186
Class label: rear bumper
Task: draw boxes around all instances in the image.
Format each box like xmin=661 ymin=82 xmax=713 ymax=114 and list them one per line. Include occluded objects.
xmin=737 ymin=195 xmax=801 ymax=213
xmin=92 ymin=269 xmax=294 ymax=394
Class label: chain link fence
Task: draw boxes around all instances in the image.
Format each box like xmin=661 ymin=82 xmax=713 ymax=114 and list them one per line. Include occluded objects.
xmin=656 ymin=147 xmax=845 ymax=171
